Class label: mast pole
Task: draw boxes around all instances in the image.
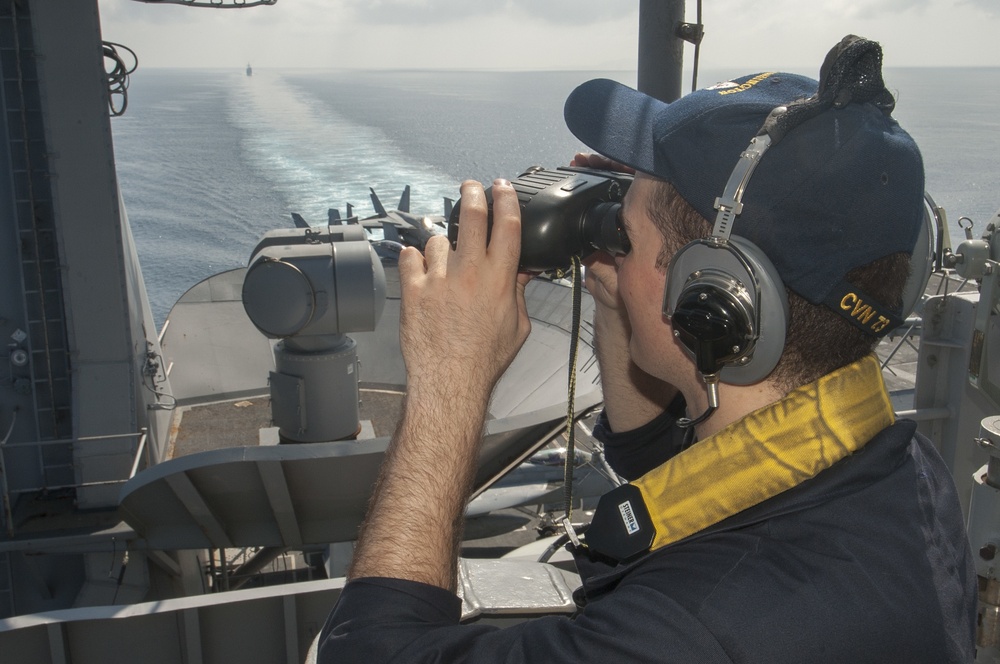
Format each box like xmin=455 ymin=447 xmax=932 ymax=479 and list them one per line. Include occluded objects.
xmin=637 ymin=0 xmax=686 ymax=103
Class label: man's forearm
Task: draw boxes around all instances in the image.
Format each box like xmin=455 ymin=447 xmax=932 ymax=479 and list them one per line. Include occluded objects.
xmin=348 ymin=380 xmax=489 ymax=592
xmin=346 ymin=179 xmax=532 ymax=593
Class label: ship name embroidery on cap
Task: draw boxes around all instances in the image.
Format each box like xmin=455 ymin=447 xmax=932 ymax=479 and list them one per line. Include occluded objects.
xmin=840 ymin=292 xmax=893 ymax=334
xmin=717 ymin=72 xmax=776 ymax=95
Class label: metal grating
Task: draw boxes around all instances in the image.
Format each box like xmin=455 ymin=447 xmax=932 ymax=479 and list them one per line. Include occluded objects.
xmin=0 ymin=2 xmax=72 ymax=465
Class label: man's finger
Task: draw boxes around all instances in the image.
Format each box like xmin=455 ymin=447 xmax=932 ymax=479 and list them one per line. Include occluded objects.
xmin=454 ymin=180 xmax=488 ymax=260
xmin=423 ymin=235 xmax=451 ymax=277
xmin=398 ymin=245 xmax=424 ymax=275
xmin=397 ymin=246 xmax=426 ymax=302
xmin=487 ymin=179 xmax=521 ymax=273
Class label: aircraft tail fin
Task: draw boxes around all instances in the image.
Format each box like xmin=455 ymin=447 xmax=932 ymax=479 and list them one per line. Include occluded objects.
xmin=444 ymin=197 xmax=454 ymax=219
xmin=328 ymin=208 xmax=342 ymax=225
xmin=398 ymin=185 xmax=411 ymax=213
xmin=381 ymin=222 xmax=403 ymax=243
xmin=369 ymin=188 xmax=388 ymax=216
xmin=291 ymin=212 xmax=310 ymax=229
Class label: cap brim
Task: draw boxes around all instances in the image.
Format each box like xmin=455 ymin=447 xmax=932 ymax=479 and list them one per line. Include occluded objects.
xmin=563 ymin=78 xmax=668 ymax=175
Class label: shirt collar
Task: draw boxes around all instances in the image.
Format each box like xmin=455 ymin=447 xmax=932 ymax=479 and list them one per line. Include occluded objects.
xmin=635 ymin=354 xmax=894 ymax=551
xmin=583 ymin=354 xmax=894 ymax=561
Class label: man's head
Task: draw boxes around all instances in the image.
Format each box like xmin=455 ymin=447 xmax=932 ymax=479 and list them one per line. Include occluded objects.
xmin=564 ymin=37 xmax=925 ymax=390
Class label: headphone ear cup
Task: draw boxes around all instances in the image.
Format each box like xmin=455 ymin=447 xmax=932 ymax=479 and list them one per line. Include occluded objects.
xmin=671 ymin=282 xmax=756 ymax=376
xmin=664 ymin=237 xmax=788 ymax=384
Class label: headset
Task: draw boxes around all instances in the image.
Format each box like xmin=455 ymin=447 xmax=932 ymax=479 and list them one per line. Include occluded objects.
xmin=662 ymin=103 xmax=932 ymax=428
xmin=661 ymin=121 xmax=788 ymax=426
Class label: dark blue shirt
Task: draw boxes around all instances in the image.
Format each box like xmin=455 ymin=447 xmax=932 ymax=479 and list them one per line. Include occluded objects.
xmin=318 ymin=415 xmax=977 ymax=663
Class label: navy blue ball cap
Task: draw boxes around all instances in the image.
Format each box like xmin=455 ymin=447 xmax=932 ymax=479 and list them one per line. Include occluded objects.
xmin=563 ymin=55 xmax=925 ymax=330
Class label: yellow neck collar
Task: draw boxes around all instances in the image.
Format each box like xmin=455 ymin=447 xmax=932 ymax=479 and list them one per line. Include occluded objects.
xmin=632 ymin=354 xmax=894 ymax=552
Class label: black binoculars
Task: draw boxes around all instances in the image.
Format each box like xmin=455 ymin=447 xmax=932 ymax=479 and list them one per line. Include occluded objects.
xmin=447 ymin=166 xmax=634 ymax=274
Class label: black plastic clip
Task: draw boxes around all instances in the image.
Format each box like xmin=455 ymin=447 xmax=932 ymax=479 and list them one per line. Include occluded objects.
xmin=584 ymin=484 xmax=656 ymax=562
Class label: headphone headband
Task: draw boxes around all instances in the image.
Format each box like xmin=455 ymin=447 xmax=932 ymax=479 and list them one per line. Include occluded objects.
xmin=712 ymin=126 xmax=776 ymax=241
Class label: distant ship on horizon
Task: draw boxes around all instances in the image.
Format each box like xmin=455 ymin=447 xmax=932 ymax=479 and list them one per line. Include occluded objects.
xmin=246 ymin=62 xmax=252 ymax=76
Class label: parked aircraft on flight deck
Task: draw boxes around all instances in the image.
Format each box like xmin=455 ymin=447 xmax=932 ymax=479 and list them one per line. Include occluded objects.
xmin=290 ymin=185 xmax=452 ymax=256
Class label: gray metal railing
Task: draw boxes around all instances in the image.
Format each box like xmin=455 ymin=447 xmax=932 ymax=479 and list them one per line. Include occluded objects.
xmin=0 ymin=430 xmax=146 ymax=537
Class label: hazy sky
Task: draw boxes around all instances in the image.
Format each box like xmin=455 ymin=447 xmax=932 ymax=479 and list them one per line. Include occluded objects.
xmin=97 ymin=0 xmax=1000 ymax=72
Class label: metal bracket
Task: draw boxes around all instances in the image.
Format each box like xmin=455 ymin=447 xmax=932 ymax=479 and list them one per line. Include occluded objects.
xmin=677 ymin=22 xmax=704 ymax=45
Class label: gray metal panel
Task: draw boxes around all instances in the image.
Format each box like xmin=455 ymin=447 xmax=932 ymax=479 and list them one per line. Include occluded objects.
xmin=490 ymin=276 xmax=599 ymax=419
xmin=118 ymin=392 xmax=600 ymax=550
xmin=257 ymin=461 xmax=302 ymax=547
xmin=28 ymin=0 xmax=169 ymax=511
xmin=162 ymin=265 xmax=599 ymax=410
xmin=0 ymin=1 xmax=61 ymax=498
xmin=35 ymin=2 xmax=130 ymax=361
xmin=74 ymin=548 xmax=147 ymax=609
xmin=0 ymin=577 xmax=346 ymax=664
xmin=268 ymin=370 xmax=305 ymax=435
xmin=1 ymin=559 xmax=580 ymax=664
xmin=349 ymin=261 xmax=405 ymax=386
xmin=491 ymin=324 xmax=591 ymax=419
xmin=161 ymin=269 xmax=276 ymax=404
xmin=118 ymin=198 xmax=175 ymax=466
xmin=914 ymin=291 xmax=995 ymax=517
xmin=141 ymin=260 xmax=604 ymax=549
xmin=119 ymin=438 xmax=389 ymax=549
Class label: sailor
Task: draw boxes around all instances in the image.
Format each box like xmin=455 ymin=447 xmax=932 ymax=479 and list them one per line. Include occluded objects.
xmin=317 ymin=36 xmax=976 ymax=662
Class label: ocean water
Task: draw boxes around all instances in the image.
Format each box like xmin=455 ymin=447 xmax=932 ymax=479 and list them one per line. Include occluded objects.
xmin=109 ymin=67 xmax=1000 ymax=327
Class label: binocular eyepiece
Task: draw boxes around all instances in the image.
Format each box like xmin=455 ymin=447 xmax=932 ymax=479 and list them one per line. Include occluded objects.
xmin=447 ymin=166 xmax=634 ymax=274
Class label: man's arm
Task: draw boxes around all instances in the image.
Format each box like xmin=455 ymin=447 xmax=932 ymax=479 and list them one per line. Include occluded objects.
xmin=347 ymin=179 xmax=532 ymax=591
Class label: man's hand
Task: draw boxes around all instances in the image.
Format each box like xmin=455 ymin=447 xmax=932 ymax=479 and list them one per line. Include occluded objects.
xmin=583 ymin=248 xmax=634 ymax=376
xmin=348 ymin=179 xmax=532 ymax=592
xmin=398 ymin=179 xmax=532 ymax=402
xmin=584 ymin=250 xmax=625 ymax=312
